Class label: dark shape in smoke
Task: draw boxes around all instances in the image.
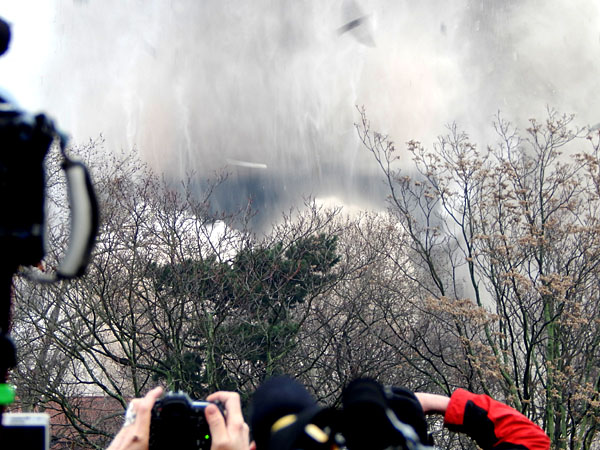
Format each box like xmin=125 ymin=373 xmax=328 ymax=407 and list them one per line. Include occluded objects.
xmin=338 ymin=0 xmax=375 ymax=47
xmin=0 ymin=17 xmax=11 ymax=56
xmin=207 ymin=162 xmax=389 ymax=232
xmin=337 ymin=16 xmax=375 ymax=47
xmin=337 ymin=17 xmax=367 ymax=34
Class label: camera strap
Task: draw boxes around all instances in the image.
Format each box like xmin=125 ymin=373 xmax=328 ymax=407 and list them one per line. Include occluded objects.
xmin=19 ymin=133 xmax=99 ymax=282
xmin=53 ymin=133 xmax=99 ymax=279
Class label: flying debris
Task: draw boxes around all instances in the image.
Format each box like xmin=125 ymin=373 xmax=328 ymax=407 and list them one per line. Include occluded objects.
xmin=226 ymin=158 xmax=268 ymax=170
xmin=338 ymin=0 xmax=375 ymax=47
xmin=337 ymin=16 xmax=369 ymax=34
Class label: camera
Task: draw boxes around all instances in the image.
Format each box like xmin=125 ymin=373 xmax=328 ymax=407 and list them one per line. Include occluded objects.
xmin=0 ymin=97 xmax=98 ymax=282
xmin=0 ymin=103 xmax=54 ymax=268
xmin=1 ymin=412 xmax=50 ymax=450
xmin=149 ymin=392 xmax=225 ymax=450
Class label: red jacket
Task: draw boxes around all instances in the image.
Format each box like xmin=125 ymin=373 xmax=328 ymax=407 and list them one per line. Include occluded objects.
xmin=444 ymin=389 xmax=550 ymax=450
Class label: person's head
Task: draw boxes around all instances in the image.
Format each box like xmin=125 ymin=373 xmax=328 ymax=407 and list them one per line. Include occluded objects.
xmin=0 ymin=17 xmax=11 ymax=57
xmin=249 ymin=376 xmax=318 ymax=450
xmin=341 ymin=378 xmax=432 ymax=448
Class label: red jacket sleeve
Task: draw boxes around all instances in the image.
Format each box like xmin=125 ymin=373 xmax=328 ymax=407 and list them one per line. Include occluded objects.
xmin=444 ymin=389 xmax=550 ymax=450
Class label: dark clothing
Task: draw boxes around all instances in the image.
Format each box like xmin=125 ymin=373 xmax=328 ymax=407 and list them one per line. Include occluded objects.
xmin=444 ymin=389 xmax=551 ymax=450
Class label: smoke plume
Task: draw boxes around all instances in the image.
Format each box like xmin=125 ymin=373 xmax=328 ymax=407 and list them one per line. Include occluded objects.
xmin=3 ymin=0 xmax=599 ymax=228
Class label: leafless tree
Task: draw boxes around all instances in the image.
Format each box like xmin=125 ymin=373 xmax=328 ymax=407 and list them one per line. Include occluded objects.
xmin=357 ymin=106 xmax=600 ymax=449
xmin=10 ymin=144 xmax=353 ymax=448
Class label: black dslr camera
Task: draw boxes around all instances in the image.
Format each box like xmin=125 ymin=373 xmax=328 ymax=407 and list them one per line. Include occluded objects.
xmin=0 ymin=97 xmax=98 ymax=280
xmin=0 ymin=104 xmax=54 ymax=269
xmin=149 ymin=392 xmax=225 ymax=450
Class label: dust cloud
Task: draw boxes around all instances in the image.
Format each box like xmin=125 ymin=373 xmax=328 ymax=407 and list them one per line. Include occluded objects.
xmin=2 ymin=0 xmax=599 ymax=227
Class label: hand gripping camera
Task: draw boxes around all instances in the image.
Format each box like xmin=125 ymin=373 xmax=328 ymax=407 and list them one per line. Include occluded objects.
xmin=149 ymin=392 xmax=225 ymax=450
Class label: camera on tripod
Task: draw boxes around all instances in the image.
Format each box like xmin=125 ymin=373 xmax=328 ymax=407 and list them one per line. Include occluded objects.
xmin=149 ymin=391 xmax=225 ymax=450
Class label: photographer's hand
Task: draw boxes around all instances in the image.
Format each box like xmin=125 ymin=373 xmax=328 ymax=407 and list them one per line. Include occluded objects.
xmin=205 ymin=391 xmax=251 ymax=450
xmin=414 ymin=392 xmax=450 ymax=415
xmin=106 ymin=387 xmax=163 ymax=450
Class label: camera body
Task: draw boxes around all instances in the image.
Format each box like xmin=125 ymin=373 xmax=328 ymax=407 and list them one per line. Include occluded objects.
xmin=149 ymin=392 xmax=224 ymax=450
xmin=0 ymin=99 xmax=54 ymax=268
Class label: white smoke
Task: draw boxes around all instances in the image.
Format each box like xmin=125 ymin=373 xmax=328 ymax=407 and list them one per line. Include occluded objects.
xmin=1 ymin=0 xmax=599 ymax=225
